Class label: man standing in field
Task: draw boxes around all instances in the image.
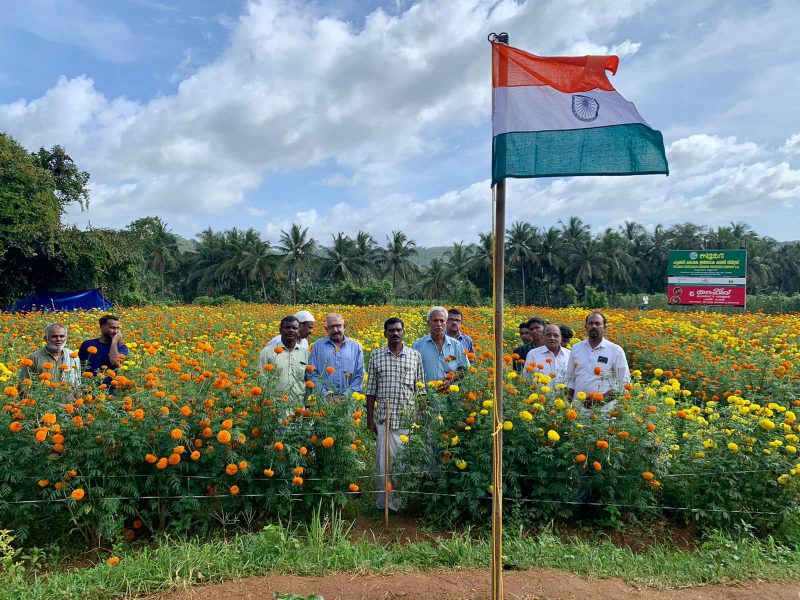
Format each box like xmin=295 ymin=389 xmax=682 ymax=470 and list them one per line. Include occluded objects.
xmin=524 ymin=324 xmax=570 ymax=385
xmin=559 ymin=324 xmax=574 ymax=348
xmin=79 ymin=315 xmax=129 ymax=389
xmin=308 ymin=313 xmax=364 ymax=398
xmin=258 ymin=315 xmax=309 ymax=404
xmin=445 ymin=307 xmax=475 ymax=354
xmin=412 ymin=306 xmax=470 ymax=389
xmin=513 ymin=317 xmax=545 ymax=372
xmin=565 ymin=311 xmax=630 ymax=417
xmin=20 ymin=323 xmax=80 ymax=391
xmin=366 ymin=317 xmax=426 ymax=512
xmin=265 ymin=310 xmax=316 ymax=351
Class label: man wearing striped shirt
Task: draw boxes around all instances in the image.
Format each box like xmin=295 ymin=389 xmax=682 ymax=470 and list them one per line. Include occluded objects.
xmin=366 ymin=317 xmax=426 ymax=512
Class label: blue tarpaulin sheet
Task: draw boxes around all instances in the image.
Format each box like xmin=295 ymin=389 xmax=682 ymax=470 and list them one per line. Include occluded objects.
xmin=12 ymin=289 xmax=112 ymax=312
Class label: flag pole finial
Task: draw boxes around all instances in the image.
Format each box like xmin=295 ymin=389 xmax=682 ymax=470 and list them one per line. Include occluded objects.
xmin=488 ymin=32 xmax=509 ymax=44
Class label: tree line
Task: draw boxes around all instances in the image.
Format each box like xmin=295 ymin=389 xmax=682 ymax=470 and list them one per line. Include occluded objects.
xmin=3 ymin=132 xmax=800 ymax=308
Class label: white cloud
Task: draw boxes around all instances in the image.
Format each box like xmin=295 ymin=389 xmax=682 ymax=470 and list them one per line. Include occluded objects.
xmin=782 ymin=133 xmax=800 ymax=156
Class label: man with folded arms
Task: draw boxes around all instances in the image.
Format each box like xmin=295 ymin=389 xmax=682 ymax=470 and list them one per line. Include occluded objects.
xmin=565 ymin=311 xmax=630 ymax=418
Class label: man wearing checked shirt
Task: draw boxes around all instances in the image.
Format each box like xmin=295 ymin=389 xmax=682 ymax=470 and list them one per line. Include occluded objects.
xmin=366 ymin=317 xmax=426 ymax=511
xmin=308 ymin=313 xmax=365 ymax=398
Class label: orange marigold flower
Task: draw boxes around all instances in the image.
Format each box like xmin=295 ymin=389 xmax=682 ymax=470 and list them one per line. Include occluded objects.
xmin=593 ymin=366 xmax=602 ymax=375
xmin=348 ymin=483 xmax=359 ymax=492
xmin=8 ymin=421 xmax=22 ymax=433
xmin=190 ymin=450 xmax=201 ymax=461
xmin=145 ymin=453 xmax=157 ymax=464
xmin=238 ymin=460 xmax=248 ymax=470
xmin=221 ymin=419 xmax=233 ymax=429
xmin=133 ymin=409 xmax=145 ymax=420
xmin=180 ymin=405 xmax=192 ymax=416
xmin=593 ymin=461 xmax=603 ymax=471
xmin=642 ymin=472 xmax=655 ymax=481
xmin=575 ymin=454 xmax=587 ymax=464
xmin=274 ymin=347 xmax=284 ymax=354
xmin=70 ymin=488 xmax=85 ymax=501
xmin=42 ymin=413 xmax=57 ymax=425
xmin=35 ymin=427 xmax=48 ymax=442
xmin=229 ymin=485 xmax=240 ymax=495
xmin=292 ymin=476 xmax=304 ymax=486
xmin=38 ymin=479 xmax=49 ymax=487
xmin=249 ymin=386 xmax=262 ymax=396
xmin=321 ymin=436 xmax=334 ymax=448
xmin=299 ymin=446 xmax=308 ymax=456
xmin=20 ymin=358 xmax=34 ymax=368
xmin=646 ymin=423 xmax=656 ymax=432
xmin=107 ymin=556 xmax=120 ymax=566
xmin=263 ymin=468 xmax=274 ymax=477
xmin=566 ymin=409 xmax=578 ymax=420
xmin=273 ymin=441 xmax=284 ymax=451
xmin=52 ymin=433 xmax=65 ymax=445
xmin=87 ymin=346 xmax=98 ymax=355
xmin=217 ymin=430 xmax=232 ymax=444
xmin=305 ymin=381 xmax=315 ymax=389
xmin=292 ymin=466 xmax=304 ymax=476
xmin=170 ymin=428 xmax=183 ymax=440
xmin=168 ymin=453 xmax=181 ymax=465
xmin=596 ymin=440 xmax=609 ymax=450
xmin=225 ymin=463 xmax=238 ymax=476
xmin=326 ymin=366 xmax=335 ymax=374
xmin=649 ymin=480 xmax=661 ymax=488
xmin=156 ymin=458 xmax=168 ymax=470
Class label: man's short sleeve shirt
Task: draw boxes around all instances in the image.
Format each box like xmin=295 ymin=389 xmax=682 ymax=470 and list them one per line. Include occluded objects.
xmin=411 ymin=335 xmax=470 ymax=384
xmin=365 ymin=345 xmax=425 ymax=429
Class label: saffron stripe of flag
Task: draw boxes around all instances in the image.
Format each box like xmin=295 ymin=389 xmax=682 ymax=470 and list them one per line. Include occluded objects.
xmin=491 ymin=42 xmax=669 ymax=184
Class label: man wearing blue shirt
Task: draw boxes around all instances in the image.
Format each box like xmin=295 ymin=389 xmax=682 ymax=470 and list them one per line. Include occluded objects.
xmin=445 ymin=307 xmax=474 ymax=354
xmin=78 ymin=314 xmax=129 ymax=389
xmin=308 ymin=313 xmax=364 ymax=398
xmin=412 ymin=306 xmax=470 ymax=392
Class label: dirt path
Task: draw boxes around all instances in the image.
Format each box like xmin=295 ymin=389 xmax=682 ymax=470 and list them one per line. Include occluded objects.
xmin=159 ymin=569 xmax=800 ymax=600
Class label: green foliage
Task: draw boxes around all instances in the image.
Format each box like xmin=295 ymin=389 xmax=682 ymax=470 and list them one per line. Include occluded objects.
xmin=581 ymin=285 xmax=608 ymax=308
xmin=31 ymin=145 xmax=90 ymax=212
xmin=329 ymin=278 xmax=392 ymax=306
xmin=192 ymin=295 xmax=241 ymax=306
xmin=449 ymin=279 xmax=483 ymax=307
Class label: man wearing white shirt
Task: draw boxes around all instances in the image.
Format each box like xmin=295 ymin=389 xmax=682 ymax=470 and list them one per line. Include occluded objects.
xmin=565 ymin=311 xmax=630 ymax=418
xmin=264 ymin=309 xmax=316 ymax=351
xmin=524 ymin=324 xmax=570 ymax=384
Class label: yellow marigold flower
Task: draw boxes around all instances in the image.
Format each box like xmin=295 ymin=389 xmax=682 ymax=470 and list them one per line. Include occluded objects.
xmin=519 ymin=410 xmax=533 ymax=421
xmin=540 ymin=386 xmax=551 ymax=394
xmin=576 ymin=391 xmax=587 ymax=401
xmin=399 ymin=434 xmax=409 ymax=443
xmin=786 ymin=445 xmax=797 ymax=454
xmin=503 ymin=421 xmax=513 ymax=431
xmin=727 ymin=442 xmax=739 ymax=453
xmin=777 ymin=474 xmax=790 ymax=485
xmin=665 ymin=397 xmax=675 ymax=407
xmin=455 ymin=460 xmax=468 ymax=470
xmin=507 ymin=371 xmax=518 ymax=380
xmin=448 ymin=384 xmax=459 ymax=393
xmin=547 ymin=430 xmax=560 ymax=442
xmin=553 ymin=398 xmax=565 ymax=410
xmin=759 ymin=418 xmax=776 ymax=431
xmin=450 ymin=436 xmax=459 ymax=446
xmin=482 ymin=400 xmax=493 ymax=408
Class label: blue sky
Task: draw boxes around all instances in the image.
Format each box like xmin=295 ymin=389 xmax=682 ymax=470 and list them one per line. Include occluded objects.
xmin=1 ymin=0 xmax=798 ymax=246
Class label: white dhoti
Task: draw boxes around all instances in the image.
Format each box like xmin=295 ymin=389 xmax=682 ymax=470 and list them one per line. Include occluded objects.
xmin=375 ymin=424 xmax=408 ymax=511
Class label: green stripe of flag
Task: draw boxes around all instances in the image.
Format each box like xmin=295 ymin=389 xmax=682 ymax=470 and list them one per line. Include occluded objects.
xmin=492 ymin=123 xmax=669 ymax=185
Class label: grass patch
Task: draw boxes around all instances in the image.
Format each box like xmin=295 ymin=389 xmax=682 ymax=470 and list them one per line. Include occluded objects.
xmin=1 ymin=513 xmax=799 ymax=599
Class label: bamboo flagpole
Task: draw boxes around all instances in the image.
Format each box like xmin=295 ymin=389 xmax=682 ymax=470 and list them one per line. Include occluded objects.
xmin=489 ymin=30 xmax=509 ymax=600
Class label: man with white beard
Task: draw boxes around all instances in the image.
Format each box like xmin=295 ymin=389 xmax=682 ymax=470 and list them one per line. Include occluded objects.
xmin=19 ymin=323 xmax=81 ymax=390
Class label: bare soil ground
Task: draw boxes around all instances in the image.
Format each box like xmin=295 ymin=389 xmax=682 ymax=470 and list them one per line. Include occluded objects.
xmin=159 ymin=569 xmax=800 ymax=600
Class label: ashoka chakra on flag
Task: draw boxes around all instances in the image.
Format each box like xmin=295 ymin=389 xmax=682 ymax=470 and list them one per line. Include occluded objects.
xmin=572 ymin=95 xmax=599 ymax=122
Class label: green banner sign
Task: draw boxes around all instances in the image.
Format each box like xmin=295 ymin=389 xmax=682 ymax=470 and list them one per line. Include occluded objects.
xmin=667 ymin=250 xmax=747 ymax=278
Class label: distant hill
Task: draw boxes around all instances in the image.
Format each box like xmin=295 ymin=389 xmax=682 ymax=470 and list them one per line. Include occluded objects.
xmin=411 ymin=246 xmax=450 ymax=268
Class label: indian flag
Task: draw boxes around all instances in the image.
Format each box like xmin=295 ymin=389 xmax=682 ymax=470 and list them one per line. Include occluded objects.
xmin=491 ymin=42 xmax=669 ymax=185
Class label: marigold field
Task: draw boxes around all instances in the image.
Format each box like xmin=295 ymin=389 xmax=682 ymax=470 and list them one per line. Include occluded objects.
xmin=1 ymin=305 xmax=799 ymax=546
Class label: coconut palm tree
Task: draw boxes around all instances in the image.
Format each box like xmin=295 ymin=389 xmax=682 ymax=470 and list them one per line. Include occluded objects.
xmin=420 ymin=258 xmax=450 ymax=299
xmin=444 ymin=242 xmax=474 ymax=281
xmin=277 ymin=224 xmax=316 ymax=303
xmin=379 ymin=230 xmax=419 ymax=290
xmin=320 ymin=232 xmax=360 ymax=283
xmin=505 ymin=221 xmax=538 ymax=305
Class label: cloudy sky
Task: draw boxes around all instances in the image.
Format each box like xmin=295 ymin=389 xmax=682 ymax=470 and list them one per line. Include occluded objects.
xmin=1 ymin=0 xmax=798 ymax=246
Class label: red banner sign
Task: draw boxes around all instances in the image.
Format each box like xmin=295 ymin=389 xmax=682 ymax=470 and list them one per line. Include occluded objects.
xmin=667 ymin=285 xmax=746 ymax=307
